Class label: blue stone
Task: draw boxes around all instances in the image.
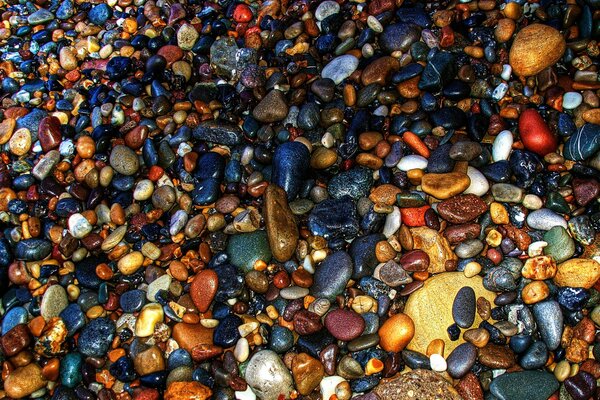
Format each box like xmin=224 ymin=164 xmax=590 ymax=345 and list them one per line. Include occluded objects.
xmin=310 ymin=251 xmax=353 ymax=301
xmin=308 ymin=196 xmax=359 ymax=240
xmin=110 ymin=356 xmax=136 ymax=382
xmin=427 ymin=143 xmax=455 ymax=173
xmin=430 ymin=106 xmax=467 ymax=129
xmin=418 ymin=51 xmax=456 ymax=92
xmin=214 ymin=314 xmax=242 ymax=347
xmin=296 ymin=330 xmax=335 ymax=358
xmin=225 ymin=160 xmax=242 ymax=183
xmin=328 ymin=168 xmax=373 ymax=200
xmin=192 ymin=178 xmax=221 ymax=205
xmin=351 ymin=375 xmax=380 ymax=392
xmin=349 ymin=234 xmax=384 ymax=279
xmin=78 ymin=317 xmax=115 ymax=357
xmin=56 ymin=0 xmax=74 ymax=20
xmin=192 ymin=121 xmax=242 ymax=145
xmin=564 ymin=123 xmax=600 ymax=161
xmin=88 ymin=4 xmax=112 ymax=26
xmin=55 ymin=198 xmax=82 ymax=218
xmin=0 ymin=239 xmax=12 ymax=267
xmin=510 ymin=150 xmax=542 ymax=188
xmin=140 ymin=371 xmax=168 ymax=388
xmin=106 ymin=56 xmax=131 ymax=80
xmin=481 ymin=161 xmax=511 ymax=183
xmin=396 ymin=6 xmax=431 ymax=27
xmin=1 ymin=307 xmax=28 ymax=335
xmin=75 ymin=257 xmax=105 ymax=289
xmin=60 ymin=304 xmax=86 ymax=336
xmin=510 ymin=334 xmax=533 ymax=354
xmin=195 ymin=152 xmax=225 ymax=180
xmin=167 ymin=349 xmax=193 ymax=370
xmin=557 ymin=287 xmax=590 ymax=311
xmin=272 ymin=141 xmax=310 ymax=200
xmin=14 ymin=239 xmax=52 ymax=261
xmin=120 ymin=290 xmax=146 ymax=313
xmin=519 ymin=341 xmax=549 ymax=370
xmin=380 ymin=23 xmax=421 ymax=53
xmin=61 ymin=353 xmax=84 ymax=388
xmin=214 ymin=264 xmax=244 ymax=303
xmin=15 ymin=109 xmax=47 ymax=137
xmin=557 ymin=113 xmax=577 ymax=137
xmin=269 ymin=326 xmax=294 ymax=353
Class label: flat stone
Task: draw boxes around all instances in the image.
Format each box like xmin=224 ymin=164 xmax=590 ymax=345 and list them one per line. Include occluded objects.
xmin=192 ymin=120 xmax=242 ymax=145
xmin=489 ymin=371 xmax=559 ymax=400
xmin=4 ymin=363 xmax=47 ymax=399
xmin=311 ymin=251 xmax=353 ymax=301
xmin=436 ymin=194 xmax=488 ymax=224
xmin=421 ymin=172 xmax=470 ymax=199
xmin=164 ymin=382 xmax=212 ymax=400
xmin=554 ymin=258 xmax=600 ymax=289
xmin=252 ymin=90 xmax=289 ymax=123
xmin=227 ymin=231 xmax=272 ymax=272
xmin=321 ymin=55 xmax=359 ymax=85
xmin=40 ymin=284 xmax=69 ymax=320
xmin=404 ymin=272 xmax=496 ymax=355
xmin=509 ymin=24 xmax=566 ymax=76
xmin=374 ymin=369 xmax=461 ymax=400
xmin=172 ymin=323 xmax=214 ymax=353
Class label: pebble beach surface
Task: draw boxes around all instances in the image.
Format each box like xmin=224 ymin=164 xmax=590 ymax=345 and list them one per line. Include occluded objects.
xmin=0 ymin=0 xmax=600 ymax=399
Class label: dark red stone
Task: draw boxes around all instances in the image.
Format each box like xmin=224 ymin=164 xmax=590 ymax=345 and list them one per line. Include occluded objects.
xmin=518 ymin=109 xmax=558 ymax=156
xmin=38 ymin=116 xmax=62 ymax=153
xmin=324 ymin=309 xmax=365 ymax=341
xmin=436 ymin=194 xmax=488 ymax=224
xmin=1 ymin=324 xmax=31 ymax=356
xmin=573 ymin=178 xmax=600 ymax=207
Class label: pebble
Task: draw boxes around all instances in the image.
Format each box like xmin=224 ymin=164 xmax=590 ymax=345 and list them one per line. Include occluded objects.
xmin=325 ymin=309 xmax=365 ymax=341
xmin=492 ymin=130 xmax=513 ymax=162
xmin=374 ymin=369 xmax=461 ymax=400
xmin=490 ymin=371 xmax=559 ymax=400
xmin=4 ymin=363 xmax=47 ymax=399
xmin=509 ymin=24 xmax=566 ymax=76
xmin=321 ymin=55 xmax=359 ymax=85
xmin=554 ymin=258 xmax=600 ymax=289
xmin=245 ymin=350 xmax=294 ymax=400
xmin=532 ymin=300 xmax=563 ymax=350
xmin=40 ymin=284 xmax=69 ymax=320
xmin=526 ymin=209 xmax=568 ymax=231
xmin=452 ymin=286 xmax=476 ymax=328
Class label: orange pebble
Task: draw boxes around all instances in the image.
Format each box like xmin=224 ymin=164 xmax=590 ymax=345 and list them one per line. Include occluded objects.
xmin=42 ymin=358 xmax=60 ymax=381
xmin=108 ymin=348 xmax=127 ymax=363
xmin=378 ymin=313 xmax=415 ymax=352
xmin=400 ymin=205 xmax=430 ymax=227
xmin=412 ymin=271 xmax=430 ymax=281
xmin=29 ymin=315 xmax=46 ymax=337
xmin=402 ymin=131 xmax=430 ymax=158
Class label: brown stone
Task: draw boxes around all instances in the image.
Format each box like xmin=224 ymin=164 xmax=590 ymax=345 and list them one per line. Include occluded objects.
xmin=264 ymin=184 xmax=299 ymax=262
xmin=38 ymin=116 xmax=62 ymax=153
xmin=502 ymin=224 xmax=532 ymax=251
xmin=396 ymin=76 xmax=421 ymax=99
xmin=410 ymin=227 xmax=457 ymax=274
xmin=292 ymin=353 xmax=325 ymax=395
xmin=436 ymin=194 xmax=488 ymax=224
xmin=164 ymin=381 xmax=212 ymax=400
xmin=190 ymin=269 xmax=218 ymax=313
xmin=361 ymin=56 xmax=400 ymax=86
xmin=4 ymin=363 xmax=47 ymax=399
xmin=310 ymin=147 xmax=337 ymax=169
xmin=172 ymin=323 xmax=214 ymax=353
xmin=374 ymin=369 xmax=461 ymax=400
xmin=369 ymin=184 xmax=401 ymax=206
xmin=0 ymin=117 xmax=16 ymax=145
xmin=455 ymin=372 xmax=484 ymax=400
xmin=509 ymin=24 xmax=566 ymax=76
xmin=252 ymin=90 xmax=289 ymax=123
xmin=133 ymin=346 xmax=166 ymax=376
xmin=478 ymin=343 xmax=515 ymax=369
xmin=521 ymin=256 xmax=557 ymax=280
xmin=444 ymin=223 xmax=481 ymax=245
xmin=0 ymin=324 xmax=31 ymax=357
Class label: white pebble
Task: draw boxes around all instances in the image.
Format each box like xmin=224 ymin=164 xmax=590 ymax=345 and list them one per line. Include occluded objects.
xmin=523 ymin=194 xmax=543 ymax=210
xmin=235 ymin=385 xmax=256 ymax=400
xmin=315 ymin=0 xmax=340 ymax=21
xmin=464 ymin=167 xmax=490 ymax=197
xmin=397 ymin=155 xmax=428 ymax=171
xmin=492 ymin=82 xmax=509 ymax=101
xmin=492 ymin=130 xmax=513 ymax=161
xmin=528 ymin=241 xmax=548 ymax=257
xmin=501 ymin=64 xmax=512 ymax=81
xmin=430 ymin=353 xmax=447 ymax=372
xmin=367 ymin=15 xmax=383 ymax=33
xmin=383 ymin=206 xmax=401 ymax=238
xmin=320 ymin=376 xmax=346 ymax=400
xmin=562 ymin=92 xmax=583 ymax=110
xmin=68 ymin=213 xmax=93 ymax=239
xmin=234 ymin=338 xmax=250 ymax=363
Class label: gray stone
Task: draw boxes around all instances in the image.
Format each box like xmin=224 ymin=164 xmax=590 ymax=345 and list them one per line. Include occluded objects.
xmin=490 ymin=371 xmax=558 ymax=400
xmin=40 ymin=285 xmax=69 ymax=320
xmin=321 ymin=55 xmax=359 ymax=85
xmin=532 ymin=300 xmax=562 ymax=351
xmin=245 ymin=350 xmax=294 ymax=400
xmin=526 ymin=208 xmax=568 ymax=231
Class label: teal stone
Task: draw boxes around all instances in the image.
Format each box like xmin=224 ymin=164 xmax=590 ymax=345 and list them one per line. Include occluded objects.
xmin=545 ymin=192 xmax=570 ymax=214
xmin=396 ymin=192 xmax=427 ymax=208
xmin=490 ymin=371 xmax=559 ymax=400
xmin=27 ymin=9 xmax=54 ymax=25
xmin=60 ymin=353 xmax=83 ymax=388
xmin=227 ymin=231 xmax=272 ymax=272
xmin=543 ymin=226 xmax=575 ymax=263
xmin=564 ymin=123 xmax=600 ymax=161
xmin=328 ymin=168 xmax=373 ymax=200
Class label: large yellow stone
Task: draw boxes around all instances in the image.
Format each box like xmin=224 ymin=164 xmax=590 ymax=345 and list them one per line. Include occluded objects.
xmin=410 ymin=227 xmax=457 ymax=274
xmin=509 ymin=24 xmax=566 ymax=77
xmin=421 ymin=172 xmax=470 ymax=200
xmin=404 ymin=272 xmax=496 ymax=355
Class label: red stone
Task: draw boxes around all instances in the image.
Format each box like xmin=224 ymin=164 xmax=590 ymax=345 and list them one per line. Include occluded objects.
xmin=518 ymin=109 xmax=558 ymax=156
xmin=190 ymin=269 xmax=218 ymax=313
xmin=133 ymin=388 xmax=160 ymax=400
xmin=455 ymin=372 xmax=484 ymax=400
xmin=38 ymin=116 xmax=62 ymax=153
xmin=324 ymin=309 xmax=365 ymax=341
xmin=233 ymin=4 xmax=253 ymax=23
xmin=157 ymin=45 xmax=184 ymax=65
xmin=400 ymin=205 xmax=430 ymax=227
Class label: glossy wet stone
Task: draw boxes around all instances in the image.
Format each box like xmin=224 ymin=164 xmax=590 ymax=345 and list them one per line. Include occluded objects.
xmin=311 ymin=251 xmax=353 ymax=301
xmin=489 ymin=371 xmax=559 ymax=400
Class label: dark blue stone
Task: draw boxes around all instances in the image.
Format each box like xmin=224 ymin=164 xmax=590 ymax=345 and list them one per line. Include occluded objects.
xmin=1 ymin=306 xmax=28 ymax=335
xmin=225 ymin=160 xmax=242 ymax=183
xmin=510 ymin=334 xmax=533 ymax=354
xmin=120 ymin=290 xmax=146 ymax=313
xmin=13 ymin=174 xmax=35 ymax=191
xmin=350 ymin=234 xmax=385 ymax=279
xmin=272 ymin=141 xmax=310 ymax=200
xmin=557 ymin=287 xmax=590 ymax=312
xmin=396 ymin=6 xmax=431 ymax=27
xmin=358 ymin=276 xmax=393 ymax=299
xmin=564 ymin=123 xmax=600 ymax=161
xmin=442 ymin=80 xmax=470 ymax=100
xmin=56 ymin=0 xmax=74 ymax=20
xmin=15 ymin=108 xmax=47 ymax=136
xmin=430 ymin=107 xmax=467 ymax=129
xmin=192 ymin=178 xmax=221 ymax=205
xmin=110 ymin=356 xmax=136 ymax=382
xmin=78 ymin=317 xmax=115 ymax=357
xmin=308 ymin=196 xmax=359 ymax=240
xmin=510 ymin=150 xmax=542 ymax=188
xmin=214 ymin=264 xmax=243 ymax=303
xmin=427 ymin=143 xmax=455 ymax=173
xmin=311 ymin=251 xmax=353 ymax=300
xmin=106 ymin=56 xmax=131 ymax=80
xmin=88 ymin=3 xmax=112 ymax=25
xmin=195 ymin=152 xmax=225 ymax=180
xmin=296 ymin=330 xmax=335 ymax=358
xmin=140 ymin=371 xmax=168 ymax=389
xmin=167 ymin=349 xmax=193 ymax=370
xmin=328 ymin=168 xmax=373 ymax=200
xmin=55 ymin=198 xmax=82 ymax=218
xmin=14 ymin=239 xmax=52 ymax=261
xmin=380 ymin=23 xmax=421 ymax=53
xmin=60 ymin=304 xmax=86 ymax=336
xmin=557 ymin=113 xmax=577 ymax=137
xmin=269 ymin=325 xmax=294 ymax=353
xmin=351 ymin=375 xmax=380 ymax=393
xmin=75 ymin=257 xmax=106 ymax=289
xmin=418 ymin=51 xmax=456 ymax=92
xmin=392 ymin=63 xmax=423 ymax=84
xmin=213 ymin=314 xmax=242 ymax=348
xmin=21 ymin=79 xmax=46 ymax=93
xmin=315 ymin=33 xmax=337 ymax=54
xmin=402 ymin=349 xmax=430 ymax=369
xmin=519 ymin=341 xmax=548 ymax=370
xmin=481 ymin=161 xmax=511 ymax=183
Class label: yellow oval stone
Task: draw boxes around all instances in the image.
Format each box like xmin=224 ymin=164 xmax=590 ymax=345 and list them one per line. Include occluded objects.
xmin=404 ymin=272 xmax=496 ymax=355
xmin=421 ymin=172 xmax=470 ymax=200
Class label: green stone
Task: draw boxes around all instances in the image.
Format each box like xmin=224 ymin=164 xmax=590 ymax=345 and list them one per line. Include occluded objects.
xmin=545 ymin=192 xmax=570 ymax=214
xmin=396 ymin=192 xmax=427 ymax=208
xmin=227 ymin=231 xmax=272 ymax=272
xmin=60 ymin=352 xmax=83 ymax=388
xmin=490 ymin=371 xmax=559 ymax=400
xmin=543 ymin=226 xmax=575 ymax=263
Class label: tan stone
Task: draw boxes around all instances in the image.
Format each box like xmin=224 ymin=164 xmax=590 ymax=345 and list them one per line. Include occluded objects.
xmin=172 ymin=322 xmax=214 ymax=353
xmin=264 ymin=184 xmax=299 ymax=262
xmin=292 ymin=353 xmax=325 ymax=395
xmin=421 ymin=172 xmax=470 ymax=200
xmin=0 ymin=118 xmax=16 ymax=144
xmin=374 ymin=369 xmax=461 ymax=400
xmin=134 ymin=345 xmax=166 ymax=376
xmin=509 ymin=24 xmax=566 ymax=76
xmin=369 ymin=184 xmax=401 ymax=206
xmin=521 ymin=256 xmax=557 ymax=280
xmin=554 ymin=258 xmax=600 ymax=289
xmin=410 ymin=227 xmax=457 ymax=274
xmin=4 ymin=363 xmax=47 ymax=399
xmin=404 ymin=272 xmax=496 ymax=355
xmin=164 ymin=381 xmax=212 ymax=400
xmin=310 ymin=147 xmax=337 ymax=169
